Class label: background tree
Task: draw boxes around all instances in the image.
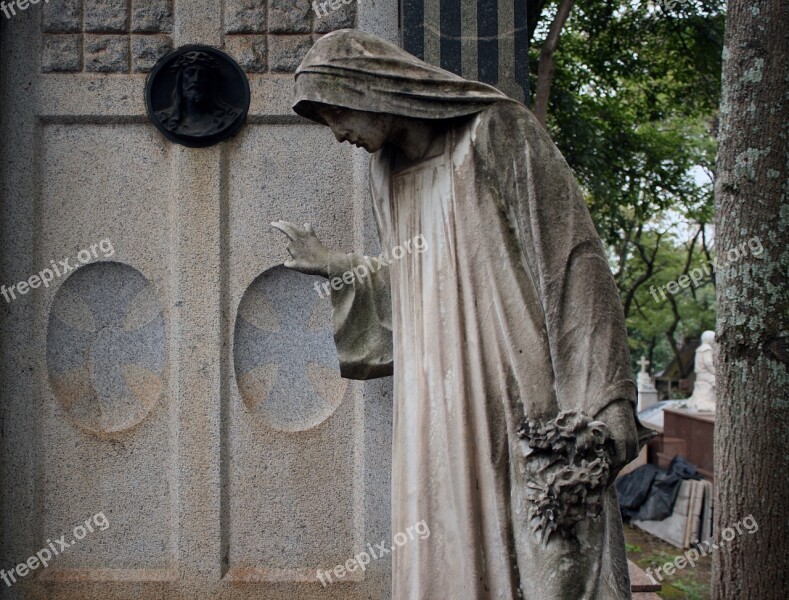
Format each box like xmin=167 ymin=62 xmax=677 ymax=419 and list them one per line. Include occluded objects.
xmin=620 ymin=229 xmax=716 ymax=379
xmin=529 ymin=0 xmax=725 ymax=375
xmin=713 ymin=0 xmax=788 ymax=597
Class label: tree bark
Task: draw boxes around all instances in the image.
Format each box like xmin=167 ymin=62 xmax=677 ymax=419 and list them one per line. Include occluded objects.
xmin=713 ymin=1 xmax=789 ymax=598
xmin=534 ymin=0 xmax=576 ymax=125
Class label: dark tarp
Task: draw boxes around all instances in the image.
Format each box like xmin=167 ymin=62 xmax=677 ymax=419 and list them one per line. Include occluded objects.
xmin=616 ymin=455 xmax=701 ymax=521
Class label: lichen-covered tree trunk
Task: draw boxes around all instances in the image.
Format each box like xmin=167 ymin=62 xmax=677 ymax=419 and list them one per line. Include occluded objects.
xmin=713 ymin=1 xmax=789 ymax=598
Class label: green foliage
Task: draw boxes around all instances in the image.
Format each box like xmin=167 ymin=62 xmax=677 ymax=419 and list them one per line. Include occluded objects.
xmin=531 ymin=0 xmax=725 ymax=374
xmin=670 ymin=578 xmax=709 ymax=600
xmin=623 ymin=231 xmax=717 ymax=374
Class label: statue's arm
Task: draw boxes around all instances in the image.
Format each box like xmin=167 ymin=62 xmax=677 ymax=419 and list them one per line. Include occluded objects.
xmin=326 ymin=251 xmax=394 ymax=379
xmin=476 ymin=104 xmax=647 ymax=470
xmin=271 ymin=220 xmax=394 ymax=380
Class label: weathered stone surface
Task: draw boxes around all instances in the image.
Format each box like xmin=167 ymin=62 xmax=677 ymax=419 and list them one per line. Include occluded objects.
xmin=85 ymin=0 xmax=130 ymax=33
xmin=131 ymin=0 xmax=174 ymax=33
xmin=225 ymin=0 xmax=267 ymax=33
xmin=313 ymin=0 xmax=357 ymax=33
xmin=234 ymin=267 xmax=347 ymax=431
xmin=285 ymin=30 xmax=644 ymax=599
xmin=42 ymin=35 xmax=82 ymax=73
xmin=224 ymin=128 xmax=383 ymax=585
xmin=269 ymin=0 xmax=311 ymax=33
xmin=47 ymin=263 xmax=167 ymax=435
xmin=629 ymin=560 xmax=662 ymax=593
xmin=224 ymin=36 xmax=267 ymax=74
xmin=20 ymin=124 xmax=175 ymax=585
xmin=3 ymin=5 xmax=400 ymax=600
xmin=267 ymin=34 xmax=312 ymax=73
xmin=84 ymin=35 xmax=130 ymax=72
xmin=42 ymin=0 xmax=82 ymax=33
xmin=131 ymin=35 xmax=173 ymax=73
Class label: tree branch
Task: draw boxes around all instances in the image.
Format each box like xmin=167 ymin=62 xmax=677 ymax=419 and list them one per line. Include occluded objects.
xmin=622 ymin=227 xmax=663 ymax=318
xmin=534 ymin=0 xmax=577 ymax=125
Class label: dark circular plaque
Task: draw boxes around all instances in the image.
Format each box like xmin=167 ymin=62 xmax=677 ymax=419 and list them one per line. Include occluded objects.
xmin=146 ymin=44 xmax=250 ymax=148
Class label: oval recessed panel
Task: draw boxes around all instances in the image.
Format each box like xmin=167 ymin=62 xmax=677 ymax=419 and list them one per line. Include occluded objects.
xmin=234 ymin=266 xmax=347 ymax=432
xmin=46 ymin=262 xmax=167 ymax=435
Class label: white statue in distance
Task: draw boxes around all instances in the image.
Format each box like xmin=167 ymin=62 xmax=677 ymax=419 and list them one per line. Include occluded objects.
xmin=688 ymin=330 xmax=717 ymax=412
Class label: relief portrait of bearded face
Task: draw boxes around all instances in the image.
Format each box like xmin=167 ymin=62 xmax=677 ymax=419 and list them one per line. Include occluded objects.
xmin=154 ymin=51 xmax=244 ymax=140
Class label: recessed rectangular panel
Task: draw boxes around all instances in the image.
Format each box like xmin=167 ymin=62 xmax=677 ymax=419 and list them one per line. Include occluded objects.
xmin=227 ymin=124 xmax=365 ymax=579
xmin=39 ymin=123 xmax=175 ymax=572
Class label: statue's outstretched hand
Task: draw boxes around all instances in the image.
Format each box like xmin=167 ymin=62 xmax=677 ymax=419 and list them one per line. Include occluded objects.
xmin=270 ymin=220 xmax=334 ymax=278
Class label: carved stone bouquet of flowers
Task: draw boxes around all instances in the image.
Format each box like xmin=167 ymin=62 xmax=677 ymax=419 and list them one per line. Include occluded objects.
xmin=516 ymin=410 xmax=615 ymax=544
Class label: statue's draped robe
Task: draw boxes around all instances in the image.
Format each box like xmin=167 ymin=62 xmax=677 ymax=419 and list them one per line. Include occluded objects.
xmin=327 ymin=102 xmax=636 ymax=599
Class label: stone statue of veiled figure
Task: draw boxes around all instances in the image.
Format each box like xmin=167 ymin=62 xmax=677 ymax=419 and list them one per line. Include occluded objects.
xmin=272 ymin=29 xmax=654 ymax=600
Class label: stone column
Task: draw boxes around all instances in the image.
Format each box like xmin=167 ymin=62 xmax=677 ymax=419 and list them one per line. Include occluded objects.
xmin=401 ymin=0 xmax=530 ymax=102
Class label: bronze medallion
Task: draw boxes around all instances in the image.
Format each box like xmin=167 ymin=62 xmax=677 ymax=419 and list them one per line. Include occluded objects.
xmin=146 ymin=45 xmax=250 ymax=148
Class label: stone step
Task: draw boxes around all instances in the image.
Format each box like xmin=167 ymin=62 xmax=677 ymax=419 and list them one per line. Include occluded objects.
xmin=629 ymin=560 xmax=661 ymax=593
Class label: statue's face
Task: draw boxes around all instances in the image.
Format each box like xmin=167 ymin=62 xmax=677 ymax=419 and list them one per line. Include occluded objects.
xmin=182 ymin=65 xmax=210 ymax=103
xmin=317 ymin=106 xmax=393 ymax=152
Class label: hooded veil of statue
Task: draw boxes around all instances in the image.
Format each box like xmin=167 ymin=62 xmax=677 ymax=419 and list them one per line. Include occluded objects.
xmin=293 ymin=30 xmax=650 ymax=600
